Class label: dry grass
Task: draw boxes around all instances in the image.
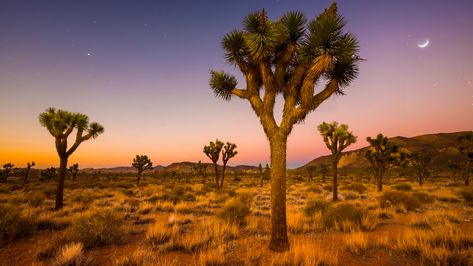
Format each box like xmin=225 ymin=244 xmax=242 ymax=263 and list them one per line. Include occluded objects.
xmin=345 ymin=232 xmax=369 ymax=255
xmin=146 ymin=221 xmax=175 ymax=247
xmin=287 ymin=211 xmax=309 ymax=234
xmin=114 ymin=248 xmax=178 ymax=266
xmin=198 ymin=245 xmax=226 ymax=266
xmin=271 ymin=240 xmax=338 ymax=266
xmin=53 ymin=242 xmax=88 ymax=266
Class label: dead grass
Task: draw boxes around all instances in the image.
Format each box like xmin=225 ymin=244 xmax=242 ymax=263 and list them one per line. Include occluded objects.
xmin=271 ymin=240 xmax=338 ymax=266
xmin=345 ymin=231 xmax=369 ymax=255
xmin=53 ymin=242 xmax=89 ymax=266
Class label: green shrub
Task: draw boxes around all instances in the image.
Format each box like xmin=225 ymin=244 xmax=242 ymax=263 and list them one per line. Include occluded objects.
xmin=412 ymin=192 xmax=435 ymax=204
xmin=322 ymin=203 xmax=367 ymax=232
xmin=304 ymin=199 xmax=329 ymax=216
xmin=216 ymin=197 xmax=250 ymax=225
xmin=28 ymin=191 xmax=46 ymax=207
xmin=379 ymin=190 xmax=421 ymax=211
xmin=0 ymin=203 xmax=32 ymax=242
xmin=68 ymin=209 xmax=124 ymax=249
xmin=391 ymin=183 xmax=412 ymax=191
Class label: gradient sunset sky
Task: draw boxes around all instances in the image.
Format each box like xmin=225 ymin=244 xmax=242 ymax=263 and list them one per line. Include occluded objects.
xmin=0 ymin=0 xmax=472 ymax=169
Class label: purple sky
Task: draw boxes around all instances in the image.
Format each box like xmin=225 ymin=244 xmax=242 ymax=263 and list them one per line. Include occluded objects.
xmin=0 ymin=0 xmax=472 ymax=168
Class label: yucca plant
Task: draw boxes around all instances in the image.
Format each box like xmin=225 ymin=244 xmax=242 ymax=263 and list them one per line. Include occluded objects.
xmin=39 ymin=108 xmax=104 ymax=210
xmin=209 ymin=3 xmax=360 ymax=251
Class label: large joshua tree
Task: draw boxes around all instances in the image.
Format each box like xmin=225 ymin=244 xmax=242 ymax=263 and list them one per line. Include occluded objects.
xmin=132 ymin=155 xmax=153 ymax=186
xmin=318 ymin=122 xmax=356 ymax=201
xmin=365 ymin=134 xmax=398 ymax=192
xmin=209 ymin=4 xmax=360 ymax=251
xmin=203 ymin=139 xmax=224 ymax=187
xmin=39 ymin=108 xmax=104 ymax=210
xmin=458 ymin=132 xmax=473 ymax=186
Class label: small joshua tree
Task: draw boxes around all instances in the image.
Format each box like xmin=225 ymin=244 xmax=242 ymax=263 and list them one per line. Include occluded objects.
xmin=193 ymin=160 xmax=207 ymax=186
xmin=132 ymin=155 xmax=153 ymax=186
xmin=220 ymin=142 xmax=237 ymax=188
xmin=320 ymin=164 xmax=329 ymax=183
xmin=24 ymin=161 xmax=35 ymax=183
xmin=1 ymin=163 xmax=14 ymax=183
xmin=68 ymin=163 xmax=79 ymax=182
xmin=317 ymin=122 xmax=357 ymax=201
xmin=458 ymin=132 xmax=473 ymax=186
xmin=365 ymin=134 xmax=399 ymax=192
xmin=203 ymin=139 xmax=224 ymax=187
xmin=409 ymin=153 xmax=431 ymax=186
xmin=306 ymin=165 xmax=317 ymax=182
xmin=41 ymin=167 xmax=57 ymax=181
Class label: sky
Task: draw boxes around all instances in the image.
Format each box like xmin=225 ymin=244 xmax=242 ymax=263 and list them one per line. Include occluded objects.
xmin=0 ymin=0 xmax=472 ymax=169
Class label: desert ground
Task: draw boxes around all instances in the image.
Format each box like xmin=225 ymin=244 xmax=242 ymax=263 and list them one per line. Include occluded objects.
xmin=1 ymin=172 xmax=472 ymax=266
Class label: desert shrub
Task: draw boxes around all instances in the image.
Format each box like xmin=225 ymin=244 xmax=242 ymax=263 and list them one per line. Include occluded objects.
xmin=391 ymin=183 xmax=412 ymax=191
xmin=0 ymin=203 xmax=32 ymax=243
xmin=411 ymin=211 xmax=460 ymax=230
xmin=322 ymin=203 xmax=367 ymax=232
xmin=42 ymin=186 xmax=57 ymax=198
xmin=146 ymin=222 xmax=175 ymax=247
xmin=344 ymin=183 xmax=367 ymax=194
xmin=68 ymin=208 xmax=124 ymax=249
xmin=412 ymin=191 xmax=435 ymax=204
xmin=198 ymin=245 xmax=225 ymax=266
xmin=322 ymin=184 xmax=333 ymax=192
xmin=159 ymin=188 xmax=196 ymax=203
xmin=305 ymin=185 xmax=322 ymax=194
xmin=303 ymin=199 xmax=329 ymax=216
xmin=460 ymin=187 xmax=473 ymax=204
xmin=216 ymin=197 xmax=250 ymax=225
xmin=345 ymin=232 xmax=369 ymax=255
xmin=28 ymin=191 xmax=47 ymax=207
xmin=379 ymin=190 xmax=421 ymax=211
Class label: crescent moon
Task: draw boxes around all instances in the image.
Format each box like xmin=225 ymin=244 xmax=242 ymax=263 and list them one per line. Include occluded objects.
xmin=417 ymin=39 xmax=430 ymax=48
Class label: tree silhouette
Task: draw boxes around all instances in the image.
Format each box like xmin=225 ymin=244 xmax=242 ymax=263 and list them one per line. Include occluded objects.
xmin=319 ymin=164 xmax=329 ymax=183
xmin=365 ymin=134 xmax=398 ymax=192
xmin=39 ymin=107 xmax=104 ymax=210
xmin=220 ymin=142 xmax=237 ymax=188
xmin=1 ymin=163 xmax=14 ymax=183
xmin=209 ymin=4 xmax=360 ymax=251
xmin=24 ymin=161 xmax=35 ymax=183
xmin=458 ymin=132 xmax=473 ymax=186
xmin=132 ymin=155 xmax=153 ymax=186
xmin=318 ymin=122 xmax=357 ymax=201
xmin=409 ymin=153 xmax=431 ymax=186
xmin=40 ymin=167 xmax=56 ymax=182
xmin=203 ymin=139 xmax=224 ymax=188
xmin=306 ymin=165 xmax=317 ymax=182
xmin=193 ymin=160 xmax=207 ymax=186
xmin=68 ymin=163 xmax=79 ymax=182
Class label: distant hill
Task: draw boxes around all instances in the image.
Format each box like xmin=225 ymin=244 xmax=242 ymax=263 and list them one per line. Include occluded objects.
xmin=79 ymin=161 xmax=259 ymax=174
xmin=298 ymin=131 xmax=471 ymax=171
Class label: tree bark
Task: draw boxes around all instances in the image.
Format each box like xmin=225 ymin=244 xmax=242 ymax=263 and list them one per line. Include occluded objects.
xmin=269 ymin=135 xmax=289 ymax=252
xmin=377 ymin=167 xmax=383 ymax=192
xmin=418 ymin=170 xmax=423 ymax=186
xmin=466 ymin=160 xmax=470 ymax=186
xmin=213 ymin=163 xmax=219 ymax=188
xmin=55 ymin=157 xmax=68 ymax=210
xmin=24 ymin=167 xmax=31 ymax=183
xmin=137 ymin=171 xmax=141 ymax=186
xmin=332 ymin=159 xmax=338 ymax=202
xmin=220 ymin=163 xmax=227 ymax=189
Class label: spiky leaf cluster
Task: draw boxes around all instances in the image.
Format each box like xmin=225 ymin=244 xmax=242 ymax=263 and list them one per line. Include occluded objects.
xmin=132 ymin=155 xmax=153 ymax=173
xmin=318 ymin=121 xmax=357 ymax=159
xmin=222 ymin=142 xmax=238 ymax=164
xmin=210 ymin=3 xmax=360 ymax=130
xmin=365 ymin=134 xmax=399 ymax=169
xmin=203 ymin=139 xmax=224 ymax=163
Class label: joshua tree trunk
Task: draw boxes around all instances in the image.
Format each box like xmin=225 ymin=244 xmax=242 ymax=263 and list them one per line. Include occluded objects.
xmin=24 ymin=168 xmax=31 ymax=183
xmin=137 ymin=171 xmax=142 ymax=186
xmin=268 ymin=135 xmax=289 ymax=252
xmin=418 ymin=170 xmax=423 ymax=186
xmin=332 ymin=160 xmax=338 ymax=202
xmin=220 ymin=163 xmax=227 ymax=189
xmin=377 ymin=168 xmax=383 ymax=192
xmin=466 ymin=161 xmax=471 ymax=186
xmin=213 ymin=163 xmax=219 ymax=188
xmin=56 ymin=157 xmax=68 ymax=210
